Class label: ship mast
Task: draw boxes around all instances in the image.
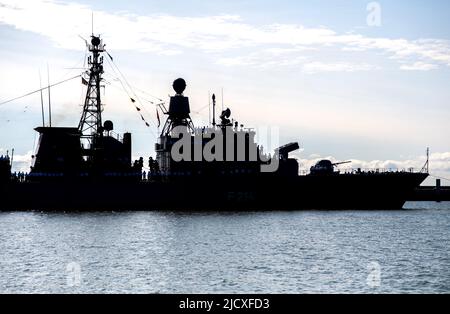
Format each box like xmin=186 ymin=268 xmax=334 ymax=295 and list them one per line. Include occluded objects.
xmin=78 ymin=35 xmax=105 ymax=140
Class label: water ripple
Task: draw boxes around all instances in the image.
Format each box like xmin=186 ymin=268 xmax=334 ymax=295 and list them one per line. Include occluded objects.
xmin=0 ymin=202 xmax=449 ymax=293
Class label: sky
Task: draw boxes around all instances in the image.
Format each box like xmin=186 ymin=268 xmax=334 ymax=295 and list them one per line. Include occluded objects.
xmin=0 ymin=0 xmax=449 ymax=185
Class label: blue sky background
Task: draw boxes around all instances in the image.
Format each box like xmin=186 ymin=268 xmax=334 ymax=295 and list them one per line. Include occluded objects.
xmin=76 ymin=0 xmax=450 ymax=37
xmin=0 ymin=0 xmax=449 ymax=184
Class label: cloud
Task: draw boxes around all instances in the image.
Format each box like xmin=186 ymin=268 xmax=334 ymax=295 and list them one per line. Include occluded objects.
xmin=217 ymin=48 xmax=308 ymax=68
xmin=301 ymin=62 xmax=378 ymax=74
xmin=294 ymin=152 xmax=450 ymax=183
xmin=1 ymin=0 xmax=450 ymax=72
xmin=0 ymin=149 xmax=33 ymax=172
xmin=399 ymin=62 xmax=438 ymax=71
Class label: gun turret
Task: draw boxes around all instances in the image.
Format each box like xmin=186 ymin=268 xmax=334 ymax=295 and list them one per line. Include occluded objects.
xmin=310 ymin=160 xmax=351 ymax=175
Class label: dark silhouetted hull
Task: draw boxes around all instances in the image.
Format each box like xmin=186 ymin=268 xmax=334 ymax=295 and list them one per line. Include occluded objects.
xmin=0 ymin=172 xmax=428 ymax=211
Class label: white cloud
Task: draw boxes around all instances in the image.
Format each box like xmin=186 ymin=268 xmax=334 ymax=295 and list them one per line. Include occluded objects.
xmin=294 ymin=151 xmax=450 ymax=183
xmin=1 ymin=0 xmax=450 ymax=72
xmin=217 ymin=48 xmax=308 ymax=68
xmin=3 ymin=150 xmax=32 ymax=172
xmin=400 ymin=62 xmax=438 ymax=71
xmin=301 ymin=62 xmax=378 ymax=74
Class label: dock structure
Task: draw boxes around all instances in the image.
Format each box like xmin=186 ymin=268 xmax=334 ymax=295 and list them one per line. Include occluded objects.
xmin=409 ymin=180 xmax=450 ymax=202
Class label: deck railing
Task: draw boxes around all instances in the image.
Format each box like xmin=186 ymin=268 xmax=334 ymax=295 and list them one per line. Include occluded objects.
xmin=299 ymin=168 xmax=421 ymax=176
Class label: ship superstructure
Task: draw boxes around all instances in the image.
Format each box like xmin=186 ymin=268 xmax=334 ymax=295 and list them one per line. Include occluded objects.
xmin=29 ymin=35 xmax=136 ymax=181
xmin=155 ymin=78 xmax=300 ymax=179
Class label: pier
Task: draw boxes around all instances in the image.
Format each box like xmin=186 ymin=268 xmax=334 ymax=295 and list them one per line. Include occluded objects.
xmin=409 ymin=180 xmax=450 ymax=202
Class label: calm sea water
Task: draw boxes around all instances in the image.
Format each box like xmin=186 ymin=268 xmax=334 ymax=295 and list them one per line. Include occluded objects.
xmin=0 ymin=202 xmax=449 ymax=294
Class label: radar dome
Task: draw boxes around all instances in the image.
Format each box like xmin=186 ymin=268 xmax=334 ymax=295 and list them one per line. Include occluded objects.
xmin=91 ymin=36 xmax=101 ymax=46
xmin=104 ymin=120 xmax=114 ymax=132
xmin=173 ymin=78 xmax=187 ymax=95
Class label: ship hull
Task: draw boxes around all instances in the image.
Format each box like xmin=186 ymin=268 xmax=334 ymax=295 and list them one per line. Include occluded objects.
xmin=0 ymin=172 xmax=428 ymax=211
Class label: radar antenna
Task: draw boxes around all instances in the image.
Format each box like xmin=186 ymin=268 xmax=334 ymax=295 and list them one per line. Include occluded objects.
xmin=78 ymin=35 xmax=105 ymax=140
xmin=160 ymin=78 xmax=194 ymax=135
xmin=421 ymin=147 xmax=430 ymax=174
